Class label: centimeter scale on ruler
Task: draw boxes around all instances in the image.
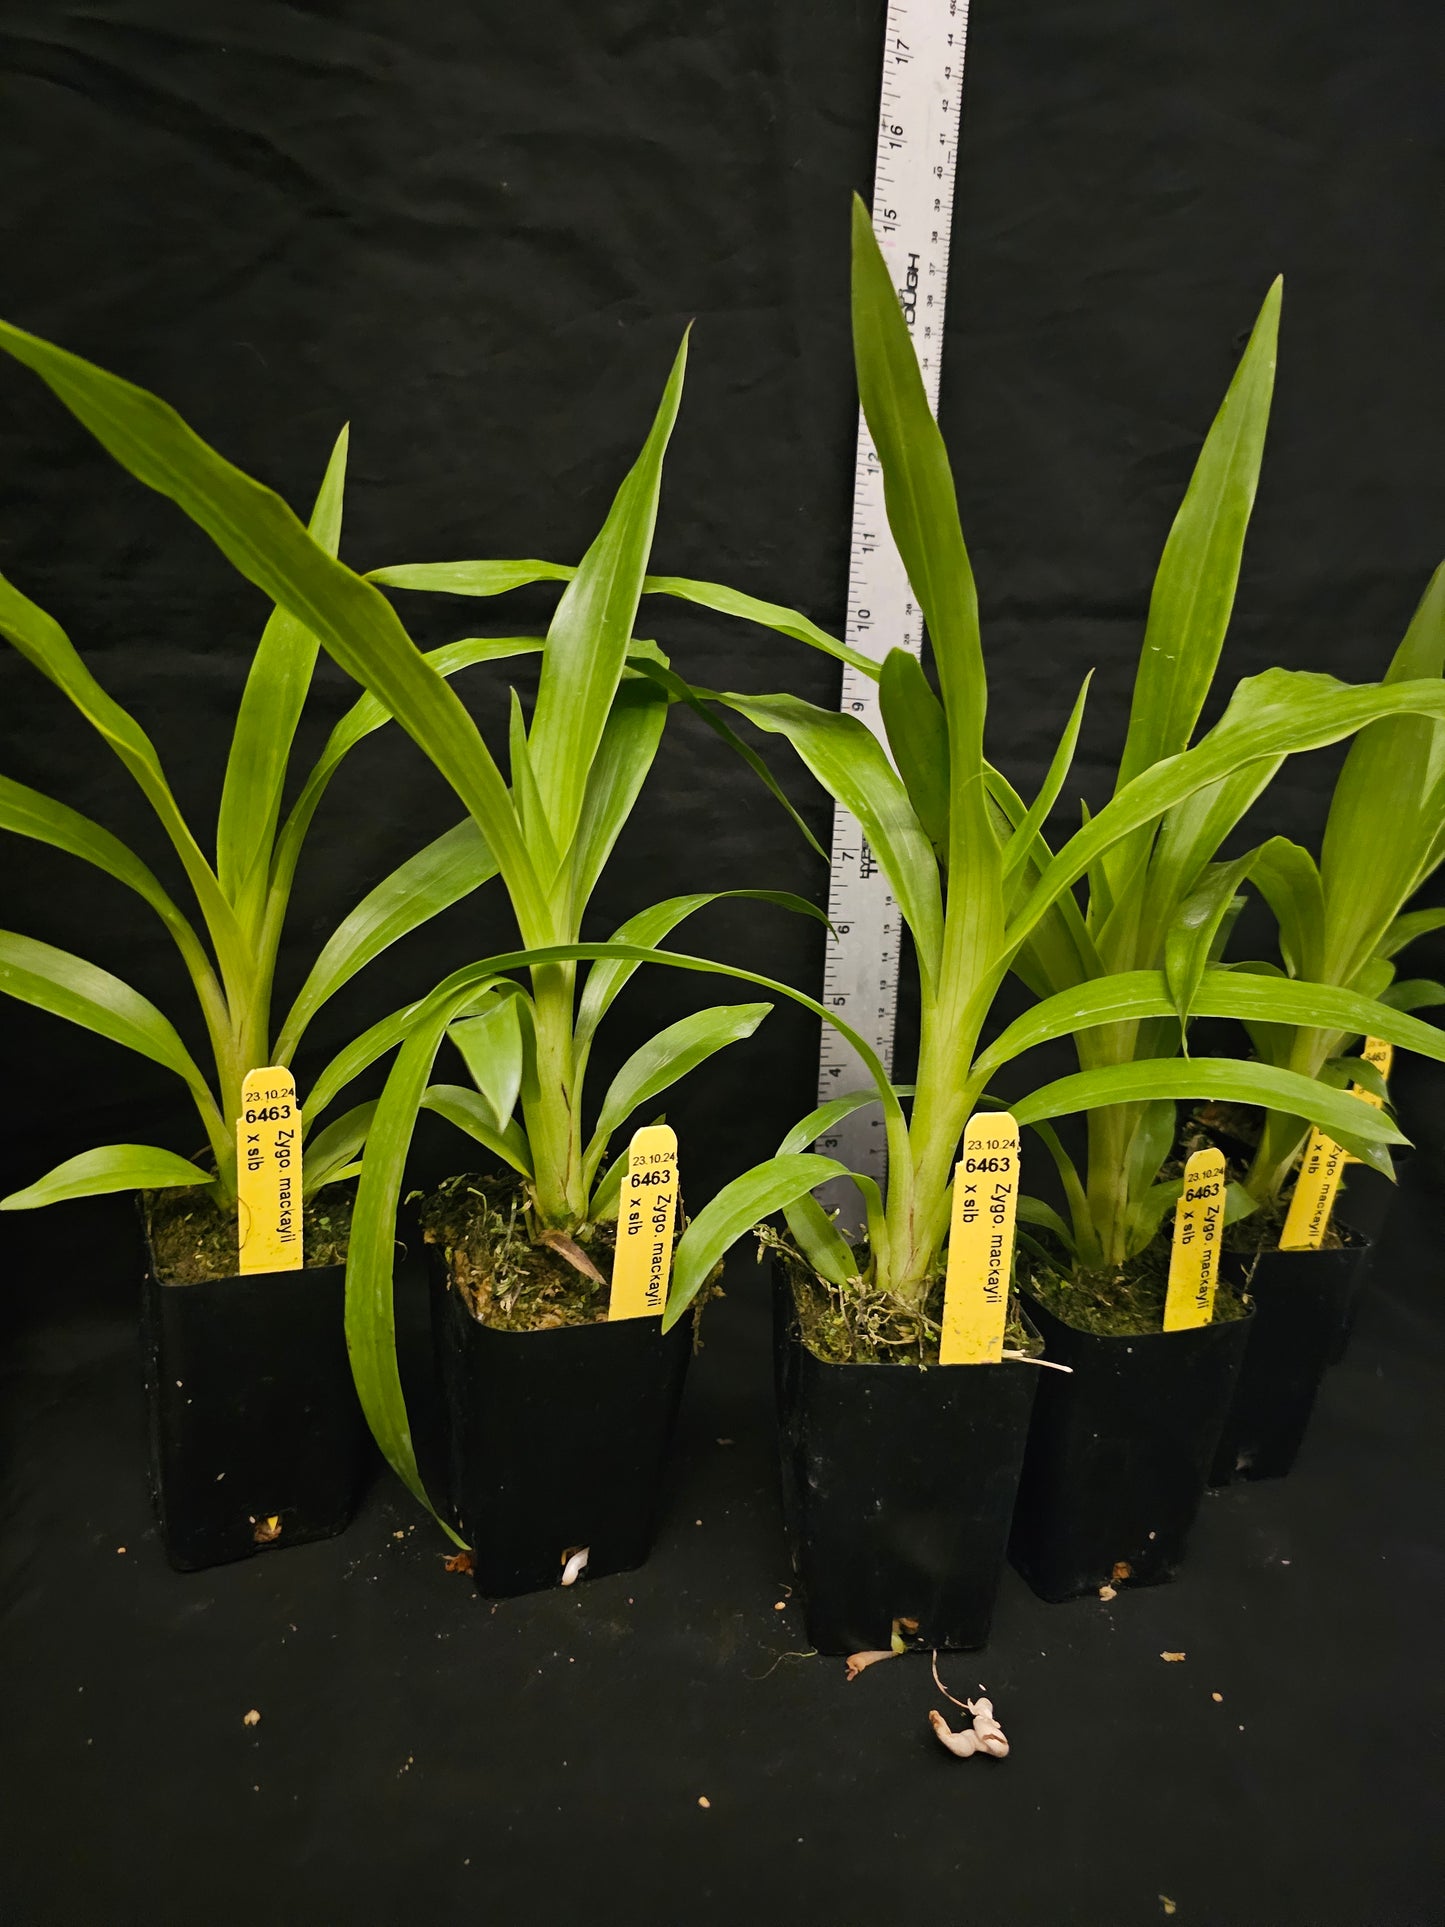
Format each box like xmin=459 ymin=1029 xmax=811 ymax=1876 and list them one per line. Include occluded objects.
xmin=815 ymin=0 xmax=970 ymax=1227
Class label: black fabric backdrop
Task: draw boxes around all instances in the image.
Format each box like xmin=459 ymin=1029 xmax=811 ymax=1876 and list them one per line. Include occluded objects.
xmin=1 ymin=4 xmax=1442 ymax=1922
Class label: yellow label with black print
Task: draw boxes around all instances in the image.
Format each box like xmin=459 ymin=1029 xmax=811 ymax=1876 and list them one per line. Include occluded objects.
xmin=940 ymin=1112 xmax=1019 ymax=1365
xmin=236 ymin=1067 xmax=303 ymax=1274
xmin=1163 ymin=1148 xmax=1226 ymax=1330
xmin=608 ymin=1124 xmax=678 ymax=1320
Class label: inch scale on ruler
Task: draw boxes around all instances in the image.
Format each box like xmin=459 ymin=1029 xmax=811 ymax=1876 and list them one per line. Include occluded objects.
xmin=815 ymin=0 xmax=969 ymax=1221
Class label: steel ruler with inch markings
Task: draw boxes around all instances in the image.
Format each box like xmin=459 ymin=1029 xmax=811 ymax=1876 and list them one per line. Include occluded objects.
xmin=814 ymin=0 xmax=970 ymax=1223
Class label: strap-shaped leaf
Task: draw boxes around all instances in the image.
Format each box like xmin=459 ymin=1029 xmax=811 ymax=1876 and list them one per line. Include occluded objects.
xmin=665 ymin=1153 xmax=850 ymax=1328
xmin=574 ymin=888 xmax=830 ymax=1048
xmin=0 ymin=568 xmax=246 ymax=977
xmin=977 ymin=963 xmax=1445 ymax=1080
xmin=304 ymin=1101 xmax=377 ymax=1189
xmin=1318 ymin=561 xmax=1445 ymax=983
xmin=0 ymin=772 xmax=218 ymax=994
xmin=582 ymin=1002 xmax=771 ymax=1181
xmin=268 ymin=635 xmax=544 ymax=912
xmin=526 ymin=335 xmax=686 ymax=858
xmin=345 ymin=978 xmax=502 ymax=1542
xmin=1016 ymin=669 xmax=1445 ymax=951
xmin=275 ymin=817 xmax=497 ymax=1059
xmin=1379 ymin=977 xmax=1445 ymax=1010
xmin=878 ymin=647 xmax=950 ymax=857
xmin=1000 ymin=673 xmax=1093 ymax=884
xmin=712 ymin=691 xmax=944 ymax=987
xmin=1379 ymin=904 xmax=1445 ymax=959
xmin=0 ymin=319 xmax=549 ymax=941
xmin=420 ymin=1085 xmax=533 ymax=1178
xmin=0 ymin=930 xmax=221 ymax=1125
xmin=1165 ymin=850 xmax=1260 ymax=1025
xmin=0 ymin=1143 xmax=212 ymax=1210
xmin=217 ymin=425 xmax=348 ymax=912
xmin=782 ymin=1193 xmax=859 ymax=1288
xmin=449 ymin=988 xmax=526 ymax=1131
xmin=1014 ymin=1058 xmax=1405 ymax=1151
xmin=567 ymin=675 xmax=670 ymax=913
xmin=1113 ymin=277 xmax=1281 ymax=798
xmin=368 ymin=556 xmax=877 ymax=676
xmin=1249 ymin=836 xmax=1326 ymax=979
xmin=850 ymin=196 xmax=986 ymax=799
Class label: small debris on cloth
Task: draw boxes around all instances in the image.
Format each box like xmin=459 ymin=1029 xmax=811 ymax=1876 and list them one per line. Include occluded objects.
xmin=1160 ymin=1651 xmax=1187 ymax=1663
xmin=560 ymin=1547 xmax=589 ymax=1586
xmin=1098 ymin=1583 xmax=1117 ymax=1601
xmin=1211 ymin=1691 xmax=1223 ymax=1703
xmin=443 ymin=1551 xmax=474 ymax=1574
xmin=1111 ymin=1561 xmax=1133 ymax=1581
xmin=773 ymin=1600 xmax=787 ymax=1612
xmin=242 ymin=1710 xmax=261 ymax=1727
xmin=697 ymin=1796 xmax=711 ymax=1809
xmin=844 ymin=1649 xmax=897 ymax=1680
xmin=1160 ymin=1898 xmax=1177 ymax=1916
xmin=116 ymin=1547 xmax=126 ymax=1556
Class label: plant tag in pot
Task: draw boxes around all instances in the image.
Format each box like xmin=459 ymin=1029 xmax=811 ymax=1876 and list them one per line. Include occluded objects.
xmin=940 ymin=1112 xmax=1019 ymax=1365
xmin=608 ymin=1124 xmax=678 ymax=1320
xmin=1163 ymin=1148 xmax=1226 ymax=1330
xmin=1279 ymin=1128 xmax=1347 ymax=1251
xmin=237 ymin=1067 xmax=303 ymax=1274
xmin=1340 ymin=1037 xmax=1392 ymax=1166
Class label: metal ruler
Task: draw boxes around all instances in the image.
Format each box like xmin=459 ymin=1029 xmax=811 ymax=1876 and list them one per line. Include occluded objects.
xmin=815 ymin=0 xmax=969 ymax=1222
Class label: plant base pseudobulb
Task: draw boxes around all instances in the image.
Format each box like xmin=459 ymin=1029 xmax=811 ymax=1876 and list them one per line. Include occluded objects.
xmin=428 ymin=1247 xmax=691 ymax=1597
xmin=772 ymin=1266 xmax=1038 ymax=1655
xmin=1008 ymin=1287 xmax=1251 ymax=1603
xmin=141 ymin=1228 xmax=370 ymax=1572
xmin=1210 ymin=1230 xmax=1372 ymax=1484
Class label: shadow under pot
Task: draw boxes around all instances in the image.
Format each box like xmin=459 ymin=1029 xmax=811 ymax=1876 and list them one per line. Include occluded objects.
xmin=141 ymin=1226 xmax=370 ymax=1572
xmin=428 ymin=1249 xmax=692 ymax=1597
xmin=772 ymin=1267 xmax=1039 ymax=1655
xmin=1008 ymin=1287 xmax=1252 ymax=1603
xmin=1210 ymin=1230 xmax=1372 ymax=1484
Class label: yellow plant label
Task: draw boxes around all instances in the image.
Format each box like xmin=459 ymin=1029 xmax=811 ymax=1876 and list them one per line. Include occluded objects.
xmin=940 ymin=1111 xmax=1020 ymax=1365
xmin=236 ymin=1067 xmax=303 ymax=1274
xmin=1163 ymin=1148 xmax=1227 ymax=1330
xmin=1340 ymin=1036 xmax=1393 ymax=1165
xmin=608 ymin=1124 xmax=678 ymax=1321
xmin=1279 ymin=1127 xmax=1348 ymax=1250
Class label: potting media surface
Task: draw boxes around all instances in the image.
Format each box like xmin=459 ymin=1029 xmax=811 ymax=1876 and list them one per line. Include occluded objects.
xmin=2 ymin=1168 xmax=1442 ymax=1925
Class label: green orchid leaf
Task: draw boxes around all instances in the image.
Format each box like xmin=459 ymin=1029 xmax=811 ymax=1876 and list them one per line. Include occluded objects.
xmin=276 ymin=818 xmax=498 ymax=1059
xmin=526 ymin=337 xmax=686 ymax=860
xmin=216 ymin=425 xmax=348 ymax=913
xmin=582 ymin=1003 xmax=771 ymax=1181
xmin=420 ymin=1085 xmax=534 ymax=1178
xmin=0 ymin=1144 xmax=212 ymax=1210
xmin=878 ymin=647 xmax=950 ymax=858
xmin=1111 ymin=279 xmax=1280 ymax=799
xmin=304 ymin=1101 xmax=377 ymax=1190
xmin=449 ymin=990 xmax=526 ymax=1133
xmin=665 ymin=1153 xmax=851 ymax=1328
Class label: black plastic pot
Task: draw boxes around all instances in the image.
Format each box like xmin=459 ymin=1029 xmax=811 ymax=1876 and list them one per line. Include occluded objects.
xmin=772 ymin=1269 xmax=1038 ymax=1654
xmin=1210 ymin=1231 xmax=1372 ymax=1483
xmin=141 ymin=1238 xmax=369 ymax=1572
xmin=430 ymin=1251 xmax=692 ymax=1597
xmin=1008 ymin=1288 xmax=1251 ymax=1602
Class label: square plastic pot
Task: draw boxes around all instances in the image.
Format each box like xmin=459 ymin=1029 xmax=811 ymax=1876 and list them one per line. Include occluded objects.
xmin=772 ymin=1268 xmax=1038 ymax=1654
xmin=1210 ymin=1231 xmax=1372 ymax=1483
xmin=1008 ymin=1287 xmax=1252 ymax=1602
xmin=429 ymin=1250 xmax=692 ymax=1597
xmin=141 ymin=1234 xmax=369 ymax=1572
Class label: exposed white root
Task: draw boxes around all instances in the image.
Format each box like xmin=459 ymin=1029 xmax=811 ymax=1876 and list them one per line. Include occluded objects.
xmin=560 ymin=1547 xmax=590 ymax=1586
xmin=844 ymin=1649 xmax=897 ymax=1680
xmin=928 ymin=1658 xmax=1011 ymax=1759
xmin=929 ymin=1709 xmax=980 ymax=1756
